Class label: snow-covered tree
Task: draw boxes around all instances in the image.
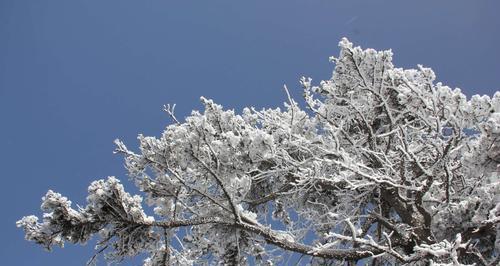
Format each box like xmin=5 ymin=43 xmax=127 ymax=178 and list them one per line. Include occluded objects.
xmin=18 ymin=39 xmax=499 ymax=265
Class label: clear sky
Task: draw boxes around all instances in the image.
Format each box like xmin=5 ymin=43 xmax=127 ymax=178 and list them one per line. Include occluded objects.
xmin=1 ymin=1 xmax=499 ymax=265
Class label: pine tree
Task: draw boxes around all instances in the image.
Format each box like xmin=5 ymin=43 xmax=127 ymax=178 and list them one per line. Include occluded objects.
xmin=18 ymin=39 xmax=500 ymax=265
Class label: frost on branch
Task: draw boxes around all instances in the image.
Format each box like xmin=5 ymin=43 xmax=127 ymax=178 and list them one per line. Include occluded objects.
xmin=19 ymin=39 xmax=499 ymax=265
xmin=17 ymin=177 xmax=158 ymax=264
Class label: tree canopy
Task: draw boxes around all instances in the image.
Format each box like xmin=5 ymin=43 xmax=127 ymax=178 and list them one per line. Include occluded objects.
xmin=18 ymin=39 xmax=499 ymax=265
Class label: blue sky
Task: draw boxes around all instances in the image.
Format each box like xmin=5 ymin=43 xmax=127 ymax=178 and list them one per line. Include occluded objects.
xmin=1 ymin=1 xmax=499 ymax=265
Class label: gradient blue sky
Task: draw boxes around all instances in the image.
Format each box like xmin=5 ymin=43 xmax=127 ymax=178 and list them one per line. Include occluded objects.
xmin=2 ymin=1 xmax=500 ymax=265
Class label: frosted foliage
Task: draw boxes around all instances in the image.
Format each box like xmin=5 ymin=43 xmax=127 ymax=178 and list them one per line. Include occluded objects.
xmin=19 ymin=39 xmax=499 ymax=265
xmin=18 ymin=177 xmax=158 ymax=264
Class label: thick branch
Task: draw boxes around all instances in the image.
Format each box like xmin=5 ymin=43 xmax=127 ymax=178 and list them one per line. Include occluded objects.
xmin=137 ymin=217 xmax=382 ymax=261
